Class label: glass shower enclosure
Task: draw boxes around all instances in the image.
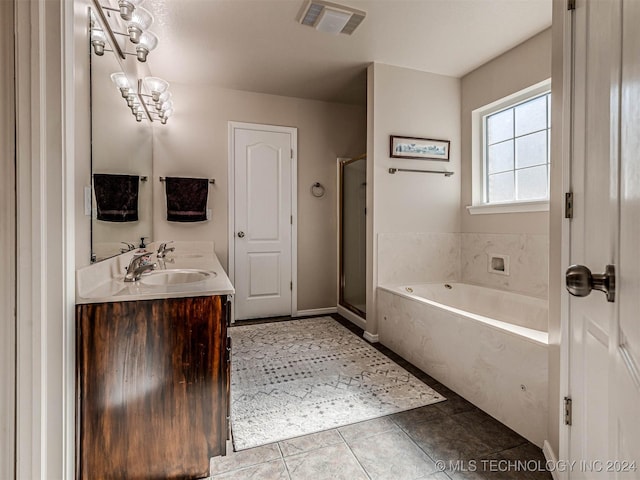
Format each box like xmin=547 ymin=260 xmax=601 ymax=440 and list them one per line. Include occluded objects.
xmin=339 ymin=155 xmax=366 ymax=318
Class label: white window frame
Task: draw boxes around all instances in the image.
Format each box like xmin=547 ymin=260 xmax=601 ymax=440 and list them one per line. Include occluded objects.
xmin=467 ymin=79 xmax=551 ymax=215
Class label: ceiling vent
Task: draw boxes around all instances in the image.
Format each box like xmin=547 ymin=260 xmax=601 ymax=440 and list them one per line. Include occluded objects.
xmin=298 ymin=0 xmax=366 ymax=35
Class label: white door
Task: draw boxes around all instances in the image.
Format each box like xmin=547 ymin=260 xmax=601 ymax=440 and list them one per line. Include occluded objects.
xmin=567 ymin=0 xmax=640 ymax=476
xmin=230 ymin=123 xmax=296 ymax=320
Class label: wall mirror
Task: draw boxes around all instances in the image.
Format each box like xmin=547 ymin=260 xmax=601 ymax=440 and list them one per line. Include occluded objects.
xmin=90 ymin=6 xmax=153 ymax=262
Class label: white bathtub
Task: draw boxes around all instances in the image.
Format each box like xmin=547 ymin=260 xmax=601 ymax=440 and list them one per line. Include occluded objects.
xmin=377 ymin=282 xmax=548 ymax=447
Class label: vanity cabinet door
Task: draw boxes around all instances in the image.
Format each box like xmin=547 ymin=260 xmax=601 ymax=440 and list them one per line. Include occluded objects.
xmin=76 ymin=295 xmax=228 ymax=480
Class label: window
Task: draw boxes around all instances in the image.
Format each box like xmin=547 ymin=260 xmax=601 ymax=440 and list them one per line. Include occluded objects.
xmin=468 ymin=80 xmax=551 ymax=214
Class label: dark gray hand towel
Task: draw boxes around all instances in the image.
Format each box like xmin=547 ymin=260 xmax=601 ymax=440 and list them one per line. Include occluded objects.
xmin=93 ymin=173 xmax=139 ymax=222
xmin=165 ymin=176 xmax=209 ymax=222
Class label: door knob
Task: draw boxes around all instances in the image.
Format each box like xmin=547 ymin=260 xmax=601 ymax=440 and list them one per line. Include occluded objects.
xmin=565 ymin=264 xmax=615 ymax=302
xmin=237 ymin=231 xmax=245 ymax=238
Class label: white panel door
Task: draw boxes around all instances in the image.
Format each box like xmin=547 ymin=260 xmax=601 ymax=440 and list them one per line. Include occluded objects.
xmin=233 ymin=126 xmax=294 ymax=320
xmin=567 ymin=0 xmax=640 ymax=476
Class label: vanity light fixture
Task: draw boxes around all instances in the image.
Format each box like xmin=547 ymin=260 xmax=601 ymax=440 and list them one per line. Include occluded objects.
xmin=90 ymin=28 xmax=107 ymax=56
xmin=144 ymin=77 xmax=169 ymax=102
xmin=91 ymin=0 xmax=158 ymax=63
xmin=136 ymin=31 xmax=158 ymax=62
xmin=155 ymin=91 xmax=171 ymax=110
xmin=127 ymin=6 xmax=153 ymax=44
xmin=109 ymin=72 xmax=174 ymax=125
xmin=126 ymin=93 xmax=137 ymax=107
xmin=160 ymin=108 xmax=173 ymax=124
xmin=110 ymin=72 xmax=131 ymax=98
xmin=118 ymin=0 xmax=144 ymax=21
xmin=159 ymin=100 xmax=173 ymax=114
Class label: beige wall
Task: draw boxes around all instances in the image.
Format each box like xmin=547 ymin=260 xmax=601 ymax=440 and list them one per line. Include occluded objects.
xmin=368 ymin=63 xmax=462 ymax=335
xmin=152 ymin=85 xmax=366 ymax=311
xmin=0 ymin=1 xmax=16 ymax=477
xmin=460 ymin=28 xmax=551 ymax=235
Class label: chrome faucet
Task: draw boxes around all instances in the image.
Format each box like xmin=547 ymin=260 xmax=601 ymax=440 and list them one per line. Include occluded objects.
xmin=124 ymin=253 xmax=157 ymax=282
xmin=157 ymin=241 xmax=175 ymax=259
xmin=120 ymin=241 xmax=135 ymax=253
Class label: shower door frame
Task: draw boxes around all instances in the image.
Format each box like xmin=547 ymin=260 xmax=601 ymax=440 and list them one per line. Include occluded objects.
xmin=338 ymin=155 xmax=367 ymax=320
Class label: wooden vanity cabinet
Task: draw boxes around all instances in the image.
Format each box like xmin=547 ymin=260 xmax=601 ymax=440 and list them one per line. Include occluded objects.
xmin=76 ymin=295 xmax=230 ymax=480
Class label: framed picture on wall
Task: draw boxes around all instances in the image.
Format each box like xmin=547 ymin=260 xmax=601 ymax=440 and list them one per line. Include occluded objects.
xmin=389 ymin=135 xmax=450 ymax=161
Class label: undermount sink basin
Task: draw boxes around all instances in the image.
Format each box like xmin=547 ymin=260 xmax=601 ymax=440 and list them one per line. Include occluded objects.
xmin=140 ymin=269 xmax=215 ymax=286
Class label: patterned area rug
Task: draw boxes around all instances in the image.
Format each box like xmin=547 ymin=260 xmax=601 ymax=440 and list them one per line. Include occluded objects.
xmin=229 ymin=317 xmax=445 ymax=450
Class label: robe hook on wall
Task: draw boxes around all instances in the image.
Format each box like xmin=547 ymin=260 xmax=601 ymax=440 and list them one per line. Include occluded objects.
xmin=311 ymin=182 xmax=325 ymax=197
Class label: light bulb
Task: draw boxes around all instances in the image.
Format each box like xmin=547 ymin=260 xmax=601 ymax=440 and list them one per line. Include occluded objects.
xmin=157 ymin=91 xmax=171 ymax=105
xmin=110 ymin=72 xmax=131 ymax=98
xmin=160 ymin=100 xmax=173 ymax=112
xmin=136 ymin=112 xmax=144 ymax=122
xmin=90 ymin=10 xmax=98 ymax=27
xmin=160 ymin=108 xmax=173 ymax=124
xmin=118 ymin=0 xmax=144 ymax=21
xmin=90 ymin=28 xmax=106 ymax=56
xmin=126 ymin=93 xmax=137 ymax=108
xmin=127 ymin=7 xmax=153 ymax=44
xmin=144 ymin=77 xmax=169 ymax=101
xmin=156 ymin=94 xmax=172 ymax=111
xmin=135 ymin=31 xmax=158 ymax=62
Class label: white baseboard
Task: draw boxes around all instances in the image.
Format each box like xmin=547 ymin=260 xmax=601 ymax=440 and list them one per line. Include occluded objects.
xmin=294 ymin=307 xmax=337 ymax=317
xmin=362 ymin=331 xmax=379 ymax=343
xmin=336 ymin=305 xmax=366 ymax=330
xmin=543 ymin=440 xmax=560 ymax=480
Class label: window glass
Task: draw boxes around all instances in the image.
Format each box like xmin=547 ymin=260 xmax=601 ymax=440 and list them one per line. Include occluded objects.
xmin=515 ymin=95 xmax=547 ymax=136
xmin=484 ymin=92 xmax=550 ymax=204
xmin=488 ymin=171 xmax=515 ymax=203
xmin=488 ymin=140 xmax=514 ymax=174
xmin=516 ymin=165 xmax=548 ymax=201
xmin=487 ymin=109 xmax=513 ymax=145
xmin=516 ymin=130 xmax=547 ymax=169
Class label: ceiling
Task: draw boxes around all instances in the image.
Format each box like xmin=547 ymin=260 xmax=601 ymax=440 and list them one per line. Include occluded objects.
xmin=144 ymin=0 xmax=552 ymax=105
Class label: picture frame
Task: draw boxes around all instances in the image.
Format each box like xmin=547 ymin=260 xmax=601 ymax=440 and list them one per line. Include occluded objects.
xmin=389 ymin=135 xmax=450 ymax=161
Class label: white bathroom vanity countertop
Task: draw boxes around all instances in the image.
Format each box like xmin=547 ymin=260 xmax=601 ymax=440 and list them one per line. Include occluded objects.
xmin=76 ymin=241 xmax=234 ymax=304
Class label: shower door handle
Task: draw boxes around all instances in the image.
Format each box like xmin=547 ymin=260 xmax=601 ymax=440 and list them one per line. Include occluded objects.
xmin=565 ymin=264 xmax=615 ymax=302
xmin=237 ymin=231 xmax=245 ymax=238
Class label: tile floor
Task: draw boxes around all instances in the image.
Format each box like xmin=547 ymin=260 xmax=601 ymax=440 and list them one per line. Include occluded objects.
xmin=211 ymin=315 xmax=552 ymax=480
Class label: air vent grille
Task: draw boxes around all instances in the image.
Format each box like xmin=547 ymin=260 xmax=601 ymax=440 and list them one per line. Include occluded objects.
xmin=340 ymin=11 xmax=365 ymax=35
xmin=301 ymin=3 xmax=323 ymax=26
xmin=298 ymin=0 xmax=366 ymax=35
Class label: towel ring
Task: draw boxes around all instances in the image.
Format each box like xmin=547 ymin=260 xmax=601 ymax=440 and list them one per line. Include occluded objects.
xmin=311 ymin=182 xmax=325 ymax=198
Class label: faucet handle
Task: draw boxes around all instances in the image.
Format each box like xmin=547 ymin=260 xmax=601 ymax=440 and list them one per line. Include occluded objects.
xmin=120 ymin=241 xmax=135 ymax=253
xmin=157 ymin=241 xmax=175 ymax=258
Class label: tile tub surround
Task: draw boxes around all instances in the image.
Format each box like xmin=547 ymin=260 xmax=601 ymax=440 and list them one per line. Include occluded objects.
xmin=377 ymin=232 xmax=548 ymax=300
xmin=377 ymin=287 xmax=549 ymax=447
xmin=461 ymin=233 xmax=549 ymax=299
xmin=377 ymin=232 xmax=461 ymax=286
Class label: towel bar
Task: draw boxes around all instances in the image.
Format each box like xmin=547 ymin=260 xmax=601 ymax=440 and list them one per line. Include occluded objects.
xmin=388 ymin=168 xmax=454 ymax=177
xmin=159 ymin=176 xmax=215 ymax=185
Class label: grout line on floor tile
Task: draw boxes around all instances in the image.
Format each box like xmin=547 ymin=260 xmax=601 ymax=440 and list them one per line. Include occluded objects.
xmin=395 ymin=418 xmax=441 ymax=468
xmin=336 ymin=428 xmax=373 ymax=480
xmin=277 ymin=429 xmax=345 ymax=458
xmin=276 ymin=442 xmax=293 ymax=480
